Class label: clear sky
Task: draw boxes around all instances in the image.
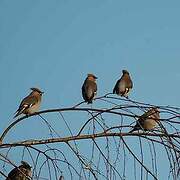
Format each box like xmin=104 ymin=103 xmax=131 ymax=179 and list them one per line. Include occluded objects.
xmin=0 ymin=0 xmax=180 ymax=179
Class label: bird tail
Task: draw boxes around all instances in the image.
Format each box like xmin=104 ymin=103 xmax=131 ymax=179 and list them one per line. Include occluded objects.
xmin=129 ymin=126 xmax=139 ymax=133
xmin=13 ymin=107 xmax=25 ymax=118
xmin=87 ymin=101 xmax=93 ymax=104
xmin=13 ymin=110 xmax=21 ymax=118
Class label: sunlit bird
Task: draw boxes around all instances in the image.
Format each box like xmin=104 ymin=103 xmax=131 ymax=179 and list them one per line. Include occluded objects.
xmin=113 ymin=70 xmax=133 ymax=97
xmin=82 ymin=74 xmax=97 ymax=104
xmin=129 ymin=107 xmax=160 ymax=133
xmin=6 ymin=161 xmax=32 ymax=180
xmin=14 ymin=88 xmax=44 ymax=118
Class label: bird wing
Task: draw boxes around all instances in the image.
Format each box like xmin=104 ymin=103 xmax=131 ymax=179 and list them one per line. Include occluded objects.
xmin=130 ymin=109 xmax=159 ymax=133
xmin=132 ymin=118 xmax=144 ymax=130
xmin=140 ymin=109 xmax=157 ymax=120
xmin=113 ymin=79 xmax=120 ymax=93
xmin=19 ymin=95 xmax=38 ymax=109
xmin=82 ymin=80 xmax=97 ymax=101
xmin=82 ymin=80 xmax=87 ymax=100
xmin=86 ymin=80 xmax=97 ymax=97
xmin=130 ymin=111 xmax=149 ymax=132
xmin=14 ymin=95 xmax=38 ymax=117
xmin=138 ymin=109 xmax=159 ymax=126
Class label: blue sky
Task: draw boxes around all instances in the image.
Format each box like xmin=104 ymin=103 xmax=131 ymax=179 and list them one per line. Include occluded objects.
xmin=0 ymin=0 xmax=180 ymax=179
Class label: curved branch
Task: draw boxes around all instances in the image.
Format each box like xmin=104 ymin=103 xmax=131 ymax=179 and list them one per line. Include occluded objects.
xmin=0 ymin=107 xmax=139 ymax=143
xmin=0 ymin=132 xmax=180 ymax=148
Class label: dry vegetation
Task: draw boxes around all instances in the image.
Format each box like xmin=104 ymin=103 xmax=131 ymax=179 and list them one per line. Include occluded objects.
xmin=0 ymin=94 xmax=180 ymax=180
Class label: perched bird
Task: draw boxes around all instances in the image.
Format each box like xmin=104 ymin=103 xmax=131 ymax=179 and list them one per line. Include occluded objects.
xmin=6 ymin=161 xmax=32 ymax=180
xmin=82 ymin=73 xmax=97 ymax=104
xmin=129 ymin=107 xmax=160 ymax=133
xmin=14 ymin=88 xmax=44 ymax=118
xmin=113 ymin=70 xmax=133 ymax=97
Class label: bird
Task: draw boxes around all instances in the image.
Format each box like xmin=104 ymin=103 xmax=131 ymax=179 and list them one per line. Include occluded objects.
xmin=129 ymin=107 xmax=160 ymax=133
xmin=14 ymin=88 xmax=44 ymax=118
xmin=113 ymin=70 xmax=133 ymax=97
xmin=6 ymin=161 xmax=32 ymax=180
xmin=82 ymin=73 xmax=97 ymax=104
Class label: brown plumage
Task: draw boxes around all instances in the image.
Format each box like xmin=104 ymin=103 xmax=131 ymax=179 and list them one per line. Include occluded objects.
xmin=6 ymin=161 xmax=32 ymax=180
xmin=82 ymin=74 xmax=97 ymax=104
xmin=14 ymin=88 xmax=44 ymax=118
xmin=113 ymin=70 xmax=133 ymax=97
xmin=129 ymin=107 xmax=160 ymax=133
